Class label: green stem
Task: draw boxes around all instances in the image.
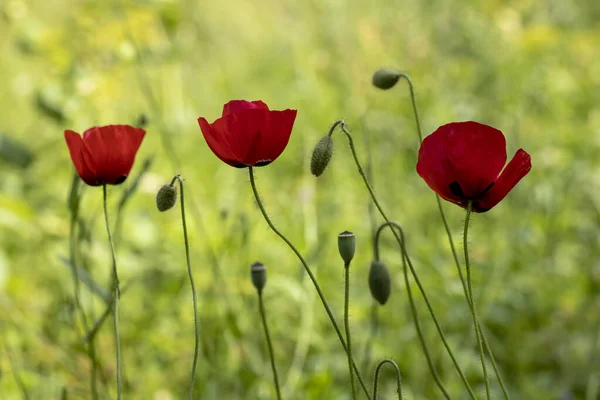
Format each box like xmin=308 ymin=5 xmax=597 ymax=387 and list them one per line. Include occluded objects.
xmin=395 ymin=73 xmax=423 ymax=143
xmin=344 ymin=262 xmax=357 ymax=399
xmin=102 ymin=184 xmax=122 ymax=400
xmin=171 ymin=175 xmax=201 ymax=400
xmin=339 ymin=122 xmax=476 ymax=399
xmin=398 ymin=72 xmax=510 ymax=399
xmin=376 ymin=221 xmax=451 ymax=399
xmin=464 ymin=201 xmax=490 ymax=399
xmin=68 ymin=173 xmax=100 ymax=400
xmin=258 ymin=292 xmax=282 ymax=400
xmin=372 ymin=359 xmax=403 ymax=400
xmin=248 ymin=166 xmax=372 ymax=400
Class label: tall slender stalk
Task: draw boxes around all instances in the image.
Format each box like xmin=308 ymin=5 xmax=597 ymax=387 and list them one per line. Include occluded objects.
xmin=464 ymin=201 xmax=490 ymax=399
xmin=344 ymin=261 xmax=357 ymax=400
xmin=247 ymin=166 xmax=372 ymax=400
xmin=258 ymin=291 xmax=282 ymax=400
xmin=102 ymin=184 xmax=122 ymax=400
xmin=170 ymin=175 xmax=201 ymax=399
xmin=67 ymin=172 xmax=99 ymax=400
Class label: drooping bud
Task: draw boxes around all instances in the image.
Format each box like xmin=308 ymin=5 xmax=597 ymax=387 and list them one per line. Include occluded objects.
xmin=310 ymin=135 xmax=334 ymax=177
xmin=369 ymin=260 xmax=391 ymax=305
xmin=250 ymin=261 xmax=267 ymax=293
xmin=338 ymin=231 xmax=356 ymax=265
xmin=372 ymin=68 xmax=402 ymax=90
xmin=156 ymin=184 xmax=178 ymax=212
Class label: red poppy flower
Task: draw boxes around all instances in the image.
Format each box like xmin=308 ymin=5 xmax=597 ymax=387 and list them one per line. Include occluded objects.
xmin=416 ymin=121 xmax=531 ymax=212
xmin=65 ymin=125 xmax=146 ymax=186
xmin=197 ymin=100 xmax=297 ymax=168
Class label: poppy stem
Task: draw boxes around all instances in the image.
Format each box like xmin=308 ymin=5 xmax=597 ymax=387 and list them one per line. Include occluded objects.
xmin=396 ymin=71 xmax=511 ymax=399
xmin=67 ymin=173 xmax=99 ymax=400
xmin=464 ymin=201 xmax=491 ymax=400
xmin=338 ymin=121 xmax=477 ymax=399
xmin=248 ymin=167 xmax=372 ymax=400
xmin=394 ymin=73 xmax=424 ymax=143
xmin=170 ymin=175 xmax=201 ymax=400
xmin=169 ymin=174 xmax=200 ymax=400
xmin=344 ymin=261 xmax=357 ymax=400
xmin=372 ymin=358 xmax=403 ymax=400
xmin=102 ymin=184 xmax=122 ymax=400
xmin=375 ymin=221 xmax=451 ymax=399
xmin=257 ymin=290 xmax=282 ymax=400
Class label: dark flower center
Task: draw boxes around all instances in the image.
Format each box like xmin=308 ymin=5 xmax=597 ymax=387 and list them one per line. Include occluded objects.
xmin=114 ymin=175 xmax=128 ymax=185
xmin=449 ymin=181 xmax=495 ymax=212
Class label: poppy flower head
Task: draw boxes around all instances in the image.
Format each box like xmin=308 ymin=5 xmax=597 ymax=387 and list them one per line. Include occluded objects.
xmin=198 ymin=100 xmax=297 ymax=168
xmin=65 ymin=125 xmax=146 ymax=186
xmin=416 ymin=121 xmax=531 ymax=212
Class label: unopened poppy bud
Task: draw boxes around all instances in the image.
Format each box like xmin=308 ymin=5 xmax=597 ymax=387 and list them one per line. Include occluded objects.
xmin=369 ymin=260 xmax=391 ymax=305
xmin=338 ymin=231 xmax=356 ymax=265
xmin=310 ymin=135 xmax=334 ymax=177
xmin=372 ymin=68 xmax=402 ymax=90
xmin=250 ymin=261 xmax=267 ymax=293
xmin=156 ymin=184 xmax=178 ymax=212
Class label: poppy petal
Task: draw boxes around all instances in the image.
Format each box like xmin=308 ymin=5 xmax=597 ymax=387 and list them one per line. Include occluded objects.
xmin=439 ymin=122 xmax=507 ymax=197
xmin=81 ymin=125 xmax=146 ymax=185
xmin=64 ymin=130 xmax=99 ymax=186
xmin=222 ymin=100 xmax=269 ymax=117
xmin=475 ymin=149 xmax=532 ymax=212
xmin=243 ymin=109 xmax=297 ymax=166
xmin=198 ymin=116 xmax=245 ymax=166
xmin=417 ymin=127 xmax=464 ymax=203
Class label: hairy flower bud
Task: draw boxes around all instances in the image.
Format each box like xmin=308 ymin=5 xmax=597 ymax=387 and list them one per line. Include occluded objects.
xmin=338 ymin=231 xmax=356 ymax=265
xmin=156 ymin=184 xmax=178 ymax=212
xmin=250 ymin=261 xmax=267 ymax=293
xmin=369 ymin=260 xmax=391 ymax=305
xmin=372 ymin=68 xmax=402 ymax=90
xmin=310 ymin=135 xmax=334 ymax=177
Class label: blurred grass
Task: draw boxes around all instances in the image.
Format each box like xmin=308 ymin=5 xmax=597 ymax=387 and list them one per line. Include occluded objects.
xmin=1 ymin=0 xmax=600 ymax=399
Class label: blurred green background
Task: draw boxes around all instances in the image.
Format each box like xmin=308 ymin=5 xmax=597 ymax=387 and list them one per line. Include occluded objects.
xmin=1 ymin=0 xmax=600 ymax=399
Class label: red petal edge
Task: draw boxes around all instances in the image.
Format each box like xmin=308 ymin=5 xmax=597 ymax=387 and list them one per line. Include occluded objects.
xmin=476 ymin=149 xmax=532 ymax=212
xmin=64 ymin=130 xmax=99 ymax=186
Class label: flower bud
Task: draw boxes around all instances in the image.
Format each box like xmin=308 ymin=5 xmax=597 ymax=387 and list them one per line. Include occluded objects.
xmin=369 ymin=260 xmax=391 ymax=305
xmin=250 ymin=261 xmax=267 ymax=293
xmin=338 ymin=231 xmax=356 ymax=265
xmin=156 ymin=184 xmax=178 ymax=212
xmin=310 ymin=135 xmax=334 ymax=177
xmin=372 ymin=68 xmax=402 ymax=90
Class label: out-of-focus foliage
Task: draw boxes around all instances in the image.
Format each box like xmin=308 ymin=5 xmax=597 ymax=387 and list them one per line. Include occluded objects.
xmin=1 ymin=0 xmax=599 ymax=399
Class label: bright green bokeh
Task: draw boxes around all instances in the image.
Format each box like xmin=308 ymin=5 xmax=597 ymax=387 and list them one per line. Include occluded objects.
xmin=1 ymin=0 xmax=599 ymax=399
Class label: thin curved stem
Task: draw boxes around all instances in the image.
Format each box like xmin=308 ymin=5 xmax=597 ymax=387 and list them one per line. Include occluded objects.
xmin=102 ymin=184 xmax=122 ymax=400
xmin=172 ymin=175 xmax=201 ymax=400
xmin=464 ymin=202 xmax=490 ymax=399
xmin=248 ymin=167 xmax=372 ymax=400
xmin=372 ymin=359 xmax=403 ymax=400
xmin=258 ymin=292 xmax=282 ymax=400
xmin=377 ymin=221 xmax=450 ymax=399
xmin=398 ymin=72 xmax=510 ymax=399
xmin=395 ymin=73 xmax=423 ymax=143
xmin=338 ymin=122 xmax=476 ymax=399
xmin=344 ymin=262 xmax=357 ymax=399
